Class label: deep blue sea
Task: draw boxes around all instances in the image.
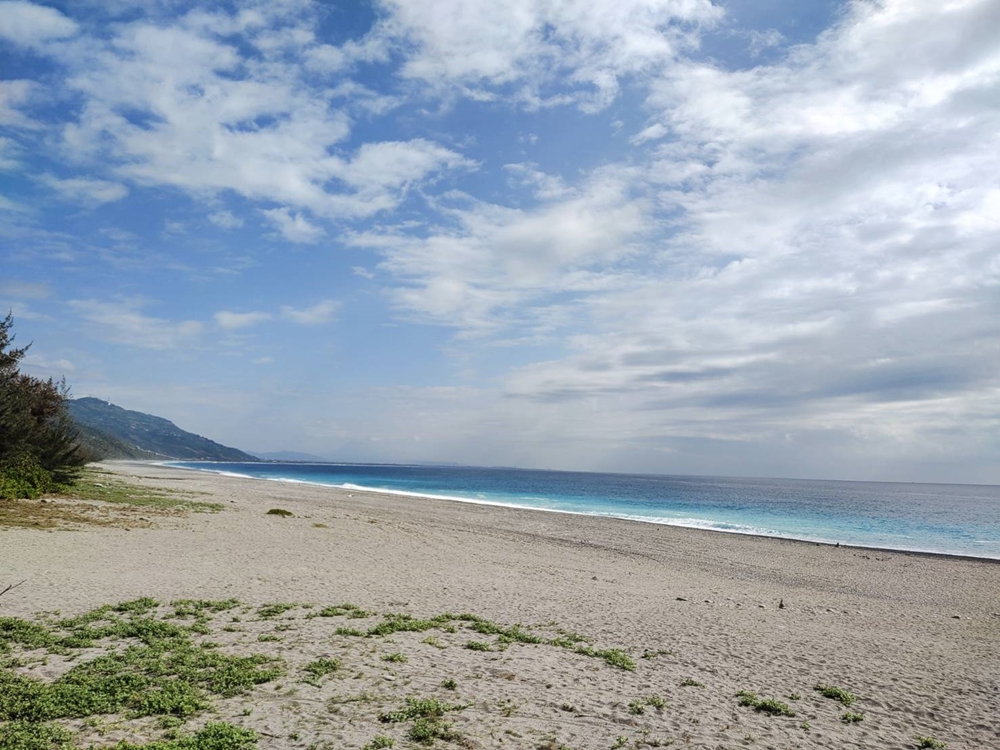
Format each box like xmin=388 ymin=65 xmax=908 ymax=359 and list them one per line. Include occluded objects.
xmin=168 ymin=462 xmax=1000 ymax=560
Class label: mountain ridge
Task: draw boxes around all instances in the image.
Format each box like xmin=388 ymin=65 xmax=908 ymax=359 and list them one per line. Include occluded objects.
xmin=68 ymin=397 xmax=258 ymax=462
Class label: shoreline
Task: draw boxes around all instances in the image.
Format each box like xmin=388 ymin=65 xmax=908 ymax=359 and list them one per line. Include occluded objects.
xmin=164 ymin=460 xmax=1000 ymax=563
xmin=2 ymin=460 xmax=998 ymax=749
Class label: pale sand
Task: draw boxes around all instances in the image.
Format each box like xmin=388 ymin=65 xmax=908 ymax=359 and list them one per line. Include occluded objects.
xmin=2 ymin=461 xmax=999 ymax=749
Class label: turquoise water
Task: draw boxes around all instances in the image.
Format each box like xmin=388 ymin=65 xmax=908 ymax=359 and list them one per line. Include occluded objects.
xmin=169 ymin=462 xmax=1000 ymax=559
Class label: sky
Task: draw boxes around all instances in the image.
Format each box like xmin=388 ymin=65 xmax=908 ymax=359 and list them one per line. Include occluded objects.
xmin=1 ymin=0 xmax=999 ymax=484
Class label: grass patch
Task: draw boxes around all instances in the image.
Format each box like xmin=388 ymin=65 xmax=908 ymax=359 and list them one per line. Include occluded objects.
xmin=378 ymin=696 xmax=468 ymax=724
xmin=641 ymin=648 xmax=674 ymax=659
xmin=408 ymin=718 xmax=461 ymax=745
xmin=630 ymin=694 xmax=665 ymax=714
xmin=367 ymin=613 xmax=450 ymax=637
xmin=171 ymin=599 xmax=240 ymax=620
xmin=644 ymin=694 xmax=665 ymax=709
xmin=381 ymin=652 xmax=407 ymax=663
xmin=841 ymin=711 xmax=864 ymax=724
xmin=1 ymin=470 xmax=221 ymax=529
xmin=0 ymin=720 xmax=74 ymax=750
xmin=59 ymin=471 xmax=221 ymax=514
xmin=335 ymin=627 xmax=365 ymax=637
xmin=736 ymin=691 xmax=795 ymax=717
xmin=114 ymin=722 xmax=257 ymax=749
xmin=468 ymin=619 xmax=544 ymax=646
xmin=814 ymin=684 xmax=856 ymax=706
xmin=265 ymin=508 xmax=294 ymax=517
xmin=464 ymin=641 xmax=492 ymax=652
xmin=319 ymin=604 xmax=372 ymax=619
xmin=257 ymin=603 xmax=297 ymax=619
xmin=571 ymin=645 xmax=636 ymax=671
xmin=0 ymin=605 xmax=280 ymax=727
xmin=680 ymin=678 xmax=703 ymax=687
xmin=549 ymin=629 xmax=591 ymax=648
xmin=915 ymin=737 xmax=947 ymax=749
xmin=363 ymin=737 xmax=395 ymax=750
xmin=303 ymin=658 xmax=341 ymax=681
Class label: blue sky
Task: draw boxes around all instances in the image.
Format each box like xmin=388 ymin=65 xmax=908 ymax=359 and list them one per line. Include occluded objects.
xmin=2 ymin=0 xmax=999 ymax=483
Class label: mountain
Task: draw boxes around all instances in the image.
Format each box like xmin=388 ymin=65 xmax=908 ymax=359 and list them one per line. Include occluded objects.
xmin=254 ymin=451 xmax=331 ymax=463
xmin=72 ymin=421 xmax=163 ymax=461
xmin=67 ymin=397 xmax=258 ymax=462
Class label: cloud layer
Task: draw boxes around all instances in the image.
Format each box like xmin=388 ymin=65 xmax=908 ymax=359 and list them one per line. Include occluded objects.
xmin=2 ymin=0 xmax=999 ymax=482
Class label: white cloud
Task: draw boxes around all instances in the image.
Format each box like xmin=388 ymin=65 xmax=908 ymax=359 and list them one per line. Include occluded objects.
xmin=38 ymin=174 xmax=129 ymax=206
xmin=214 ymin=310 xmax=272 ymax=330
xmin=503 ymin=163 xmax=573 ymax=201
xmin=0 ymin=1 xmax=78 ymax=46
xmin=353 ymin=165 xmax=649 ymax=333
xmin=69 ymin=299 xmax=202 ymax=350
xmin=0 ymin=80 xmax=38 ymax=129
xmin=4 ymin=0 xmax=1000 ymax=480
xmin=280 ymin=300 xmax=340 ymax=325
xmin=261 ymin=207 xmax=325 ymax=244
xmin=208 ymin=210 xmax=244 ymax=229
xmin=332 ymin=0 xmax=1000 ymax=476
xmin=0 ymin=279 xmax=50 ymax=299
xmin=745 ymin=28 xmax=784 ymax=57
xmin=450 ymin=0 xmax=1000 ymax=457
xmin=23 ymin=353 xmax=75 ymax=374
xmin=329 ymin=139 xmax=475 ymax=196
xmin=0 ymin=12 xmax=476 ymax=228
xmin=378 ymin=0 xmax=722 ymax=110
xmin=0 ymin=195 xmax=30 ymax=212
xmin=0 ymin=136 xmax=20 ymax=169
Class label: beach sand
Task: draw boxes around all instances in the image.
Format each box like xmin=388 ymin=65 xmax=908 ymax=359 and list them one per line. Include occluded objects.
xmin=2 ymin=461 xmax=998 ymax=749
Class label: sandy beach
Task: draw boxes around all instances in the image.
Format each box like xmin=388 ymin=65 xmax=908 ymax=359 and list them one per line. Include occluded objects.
xmin=2 ymin=461 xmax=998 ymax=749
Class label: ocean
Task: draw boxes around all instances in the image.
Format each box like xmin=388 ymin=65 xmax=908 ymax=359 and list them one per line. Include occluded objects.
xmin=168 ymin=462 xmax=1000 ymax=560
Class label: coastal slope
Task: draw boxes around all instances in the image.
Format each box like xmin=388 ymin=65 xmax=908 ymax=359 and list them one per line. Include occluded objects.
xmin=67 ymin=397 xmax=258 ymax=461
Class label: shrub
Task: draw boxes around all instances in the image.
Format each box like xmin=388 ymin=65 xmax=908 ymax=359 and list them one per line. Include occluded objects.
xmin=736 ymin=691 xmax=795 ymax=717
xmin=0 ymin=454 xmax=54 ymax=500
xmin=814 ymin=684 xmax=856 ymax=706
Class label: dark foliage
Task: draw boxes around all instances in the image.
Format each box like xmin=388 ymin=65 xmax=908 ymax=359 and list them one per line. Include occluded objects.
xmin=0 ymin=313 xmax=85 ymax=498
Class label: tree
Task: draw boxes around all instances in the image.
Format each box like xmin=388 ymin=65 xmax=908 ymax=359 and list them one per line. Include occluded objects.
xmin=0 ymin=312 xmax=84 ymax=498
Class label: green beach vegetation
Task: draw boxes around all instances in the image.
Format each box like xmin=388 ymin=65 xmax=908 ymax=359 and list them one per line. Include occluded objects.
xmin=0 ymin=596 xmax=953 ymax=748
xmin=814 ymin=683 xmax=857 ymax=706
